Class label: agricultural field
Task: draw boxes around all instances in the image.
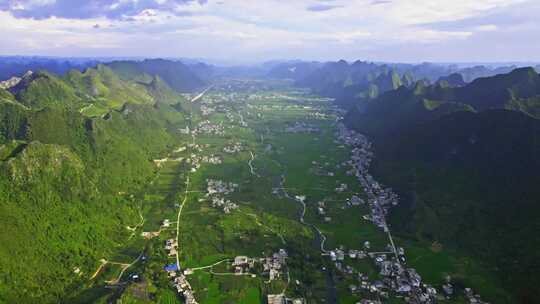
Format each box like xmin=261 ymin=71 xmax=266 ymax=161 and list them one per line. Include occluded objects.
xmin=83 ymin=80 xmax=508 ymax=304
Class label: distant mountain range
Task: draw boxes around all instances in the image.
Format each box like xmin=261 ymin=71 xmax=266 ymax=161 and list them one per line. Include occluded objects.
xmin=0 ymin=57 xmax=99 ymax=82
xmin=343 ymin=67 xmax=540 ymax=304
xmin=268 ymin=60 xmax=539 ymax=110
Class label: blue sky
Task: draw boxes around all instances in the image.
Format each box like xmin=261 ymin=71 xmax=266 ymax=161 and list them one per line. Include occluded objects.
xmin=0 ymin=0 xmax=539 ymax=63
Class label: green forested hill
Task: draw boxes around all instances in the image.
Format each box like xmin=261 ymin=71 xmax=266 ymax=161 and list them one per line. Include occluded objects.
xmin=107 ymin=59 xmax=206 ymax=93
xmin=295 ymin=60 xmax=409 ymax=108
xmin=346 ymin=67 xmax=540 ymax=138
xmin=0 ymin=65 xmax=188 ymax=302
xmin=11 ymin=71 xmax=81 ymax=109
xmin=344 ymin=68 xmax=540 ymax=303
xmin=0 ymin=142 xmax=135 ymax=302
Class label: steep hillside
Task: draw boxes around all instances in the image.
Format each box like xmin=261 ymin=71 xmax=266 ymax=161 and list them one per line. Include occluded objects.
xmin=291 ymin=61 xmax=533 ymax=112
xmin=344 ymin=68 xmax=540 ymax=303
xmin=0 ymin=65 xmax=189 ymax=302
xmin=371 ymin=110 xmax=540 ymax=304
xmin=454 ymin=67 xmax=540 ymax=114
xmin=295 ymin=60 xmax=412 ymax=109
xmin=0 ymin=142 xmax=138 ymax=303
xmin=457 ymin=65 xmax=517 ymax=83
xmin=436 ymin=73 xmax=466 ymax=87
xmin=346 ymin=67 xmax=540 ymax=137
xmin=65 ymin=64 xmax=154 ymax=110
xmin=9 ymin=71 xmax=81 ymax=109
xmin=345 ymin=83 xmax=475 ymax=138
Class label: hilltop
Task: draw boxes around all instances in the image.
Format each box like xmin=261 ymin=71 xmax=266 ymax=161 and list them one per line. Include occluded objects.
xmin=107 ymin=59 xmax=206 ymax=93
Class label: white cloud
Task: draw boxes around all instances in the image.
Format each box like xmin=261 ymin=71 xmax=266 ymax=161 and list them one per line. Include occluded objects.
xmin=0 ymin=0 xmax=538 ymax=62
xmin=474 ymin=24 xmax=498 ymax=31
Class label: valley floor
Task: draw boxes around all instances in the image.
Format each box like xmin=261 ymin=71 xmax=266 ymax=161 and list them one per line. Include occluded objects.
xmin=80 ymin=80 xmax=510 ymax=304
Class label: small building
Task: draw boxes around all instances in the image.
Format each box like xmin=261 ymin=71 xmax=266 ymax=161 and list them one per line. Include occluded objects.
xmin=267 ymin=294 xmax=285 ymax=304
xmin=164 ymin=264 xmax=179 ymax=272
xmin=233 ymin=256 xmax=249 ymax=266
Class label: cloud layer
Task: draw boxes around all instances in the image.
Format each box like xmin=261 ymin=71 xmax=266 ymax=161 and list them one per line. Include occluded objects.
xmin=0 ymin=0 xmax=538 ymax=63
xmin=0 ymin=0 xmax=206 ymax=19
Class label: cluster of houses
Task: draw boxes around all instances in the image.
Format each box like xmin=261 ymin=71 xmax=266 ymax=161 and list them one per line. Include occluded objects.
xmin=262 ymin=249 xmax=288 ymax=281
xmin=200 ymin=104 xmax=215 ymax=116
xmin=346 ymin=195 xmax=365 ymax=207
xmin=327 ymin=242 xmax=442 ymax=303
xmin=309 ymin=111 xmax=331 ymax=120
xmin=188 ymin=143 xmax=205 ymax=153
xmin=336 ymin=123 xmax=399 ymax=231
xmin=329 ymin=247 xmax=369 ymax=263
xmin=188 ymin=154 xmax=222 ymax=172
xmin=229 ymin=249 xmax=289 ymax=281
xmin=193 ymin=120 xmax=225 ymax=136
xmin=267 ymin=294 xmax=306 ymax=304
xmin=166 ymin=266 xmax=198 ymax=304
xmin=285 ymin=121 xmax=320 ymax=133
xmin=162 ymin=238 xmax=198 ymax=303
xmin=221 ymin=249 xmax=289 ymax=282
xmin=231 ymin=256 xmax=257 ymax=275
xmin=334 ymin=123 xmax=443 ymax=304
xmin=225 ymin=111 xmax=235 ymax=122
xmin=333 ymin=121 xmax=491 ymax=304
xmin=206 ymin=179 xmax=238 ymax=195
xmin=223 ymin=142 xmax=243 ymax=154
xmin=206 ymin=179 xmax=239 ymax=213
xmin=210 ymin=197 xmax=238 ymax=213
xmin=165 ymin=238 xmax=178 ymax=258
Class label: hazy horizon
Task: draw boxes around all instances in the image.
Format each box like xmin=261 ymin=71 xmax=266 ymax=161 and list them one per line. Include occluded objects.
xmin=1 ymin=0 xmax=540 ymax=64
xmin=1 ymin=55 xmax=539 ymax=69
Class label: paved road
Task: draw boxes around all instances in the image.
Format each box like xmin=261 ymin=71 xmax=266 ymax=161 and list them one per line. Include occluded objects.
xmin=191 ymin=86 xmax=213 ymax=103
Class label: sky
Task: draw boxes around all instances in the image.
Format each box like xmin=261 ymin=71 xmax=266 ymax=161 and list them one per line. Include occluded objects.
xmin=0 ymin=0 xmax=539 ymax=64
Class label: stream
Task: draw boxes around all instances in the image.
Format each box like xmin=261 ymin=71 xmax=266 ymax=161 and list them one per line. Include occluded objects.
xmin=277 ymin=173 xmax=337 ymax=304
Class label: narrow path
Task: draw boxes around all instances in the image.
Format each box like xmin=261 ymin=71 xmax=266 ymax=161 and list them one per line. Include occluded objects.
xmin=191 ymin=259 xmax=232 ymax=271
xmin=106 ymin=252 xmax=145 ymax=285
xmin=239 ymin=210 xmax=286 ymax=245
xmin=90 ymin=259 xmax=108 ymax=280
xmin=127 ymin=207 xmax=145 ymax=240
xmin=175 ymin=103 xmax=197 ymax=269
xmin=175 ymin=175 xmax=191 ymax=268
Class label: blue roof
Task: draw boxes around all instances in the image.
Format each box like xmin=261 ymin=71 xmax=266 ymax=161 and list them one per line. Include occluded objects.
xmin=164 ymin=264 xmax=179 ymax=271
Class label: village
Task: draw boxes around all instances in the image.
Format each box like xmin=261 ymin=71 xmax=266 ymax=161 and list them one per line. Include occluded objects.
xmin=127 ymin=86 xmax=492 ymax=304
xmin=332 ymin=121 xmax=490 ymax=304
